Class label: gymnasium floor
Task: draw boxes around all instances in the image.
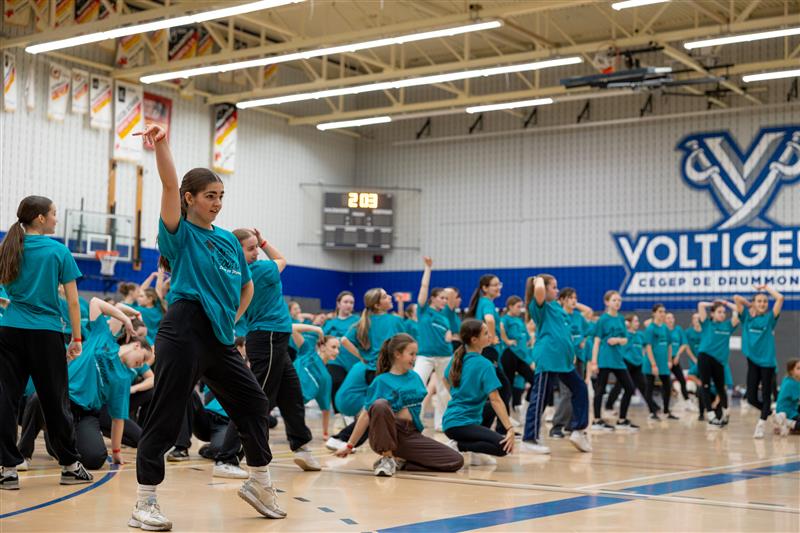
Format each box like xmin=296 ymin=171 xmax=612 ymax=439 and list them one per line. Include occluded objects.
xmin=1 ymin=402 xmax=798 ymax=532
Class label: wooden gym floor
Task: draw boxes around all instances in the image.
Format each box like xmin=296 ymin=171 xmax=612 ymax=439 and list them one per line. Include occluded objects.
xmin=1 ymin=400 xmax=798 ymax=532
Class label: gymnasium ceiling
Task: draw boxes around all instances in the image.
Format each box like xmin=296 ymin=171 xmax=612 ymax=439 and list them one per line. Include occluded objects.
xmin=2 ymin=0 xmax=799 ymax=134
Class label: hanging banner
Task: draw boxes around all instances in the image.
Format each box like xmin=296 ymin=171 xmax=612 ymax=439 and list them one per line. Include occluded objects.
xmin=196 ymin=27 xmax=214 ymax=57
xmin=148 ymin=29 xmax=168 ymax=61
xmin=89 ymin=74 xmax=112 ymax=129
xmin=212 ymin=103 xmax=237 ymax=175
xmin=47 ymin=62 xmax=70 ymax=121
xmin=113 ymin=81 xmax=143 ymax=162
xmin=24 ymin=56 xmax=35 ymax=110
xmin=115 ymin=34 xmax=145 ymax=68
xmin=32 ymin=0 xmax=48 ymax=30
xmin=3 ymin=0 xmax=31 ymax=25
xmin=71 ymin=68 xmax=89 ymax=114
xmin=169 ymin=26 xmax=198 ymax=62
xmin=55 ymin=0 xmax=74 ymax=27
xmin=75 ymin=0 xmax=100 ymax=24
xmin=3 ymin=52 xmax=18 ymax=112
xmin=143 ymin=92 xmax=172 ymax=150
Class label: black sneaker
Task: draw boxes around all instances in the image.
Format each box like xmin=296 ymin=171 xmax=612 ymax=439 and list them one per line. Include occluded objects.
xmin=0 ymin=468 xmax=19 ymax=490
xmin=615 ymin=419 xmax=640 ymax=431
xmin=60 ymin=463 xmax=93 ymax=485
xmin=698 ymin=414 xmax=705 ymax=421
xmin=167 ymin=447 xmax=189 ymax=462
xmin=649 ymin=413 xmax=661 ymax=421
xmin=665 ymin=412 xmax=679 ymax=420
xmin=591 ymin=420 xmax=615 ymax=432
xmin=549 ymin=426 xmax=565 ymax=439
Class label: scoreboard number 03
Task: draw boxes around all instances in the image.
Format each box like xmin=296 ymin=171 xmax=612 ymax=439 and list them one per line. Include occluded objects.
xmin=348 ymin=192 xmax=379 ymax=209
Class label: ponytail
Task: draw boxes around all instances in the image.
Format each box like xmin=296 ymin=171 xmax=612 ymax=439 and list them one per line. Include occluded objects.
xmin=0 ymin=196 xmax=53 ymax=285
xmin=466 ymin=274 xmax=497 ymax=318
xmin=376 ymin=333 xmax=416 ymax=375
xmin=356 ymin=288 xmax=384 ymax=350
xmin=449 ymin=319 xmax=485 ymax=388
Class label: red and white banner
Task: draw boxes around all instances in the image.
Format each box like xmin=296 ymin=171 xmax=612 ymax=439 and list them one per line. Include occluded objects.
xmin=54 ymin=0 xmax=75 ymax=27
xmin=71 ymin=68 xmax=89 ymax=114
xmin=89 ymin=74 xmax=112 ymax=129
xmin=169 ymin=27 xmax=198 ymax=62
xmin=143 ymin=92 xmax=171 ymax=150
xmin=24 ymin=56 xmax=35 ymax=110
xmin=3 ymin=52 xmax=18 ymax=112
xmin=3 ymin=0 xmax=31 ymax=25
xmin=113 ymin=81 xmax=143 ymax=162
xmin=212 ymin=103 xmax=237 ymax=174
xmin=115 ymin=34 xmax=145 ymax=68
xmin=75 ymin=0 xmax=100 ymax=24
xmin=47 ymin=62 xmax=70 ymax=121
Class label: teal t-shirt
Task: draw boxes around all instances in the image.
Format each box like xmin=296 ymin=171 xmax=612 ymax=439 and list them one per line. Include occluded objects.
xmin=475 ymin=297 xmax=504 ymax=354
xmin=594 ymin=313 xmax=627 ymax=369
xmin=580 ymin=322 xmax=596 ymax=363
xmin=158 ymin=218 xmax=251 ymax=346
xmin=68 ymin=317 xmax=133 ymax=419
xmin=642 ymin=323 xmax=670 ymax=375
xmin=698 ymin=318 xmax=736 ymax=364
xmin=568 ymin=311 xmax=589 ymax=361
xmin=669 ymin=325 xmax=687 ymax=362
xmin=417 ymin=303 xmax=452 ymax=357
xmin=741 ymin=311 xmax=778 ymax=368
xmin=234 ymin=314 xmax=249 ymax=338
xmin=3 ymin=235 xmax=82 ymax=332
xmin=624 ymin=330 xmax=644 ymax=366
xmin=529 ymin=300 xmax=575 ymax=373
xmin=132 ymin=303 xmax=163 ymax=345
xmin=344 ymin=313 xmax=406 ymax=370
xmin=442 ymin=306 xmax=461 ymax=336
xmin=324 ymin=315 xmax=359 ymax=370
xmin=364 ymin=371 xmax=427 ymax=431
xmin=403 ymin=318 xmax=419 ymax=339
xmin=131 ymin=363 xmax=151 ymax=380
xmin=442 ymin=352 xmax=502 ymax=430
xmin=776 ymin=376 xmax=800 ymax=419
xmin=501 ymin=315 xmax=531 ymax=362
xmin=294 ymin=350 xmax=332 ymax=411
xmin=202 ymin=386 xmax=228 ymax=419
xmin=685 ymin=327 xmax=702 ymax=357
xmin=244 ymin=260 xmax=292 ymax=334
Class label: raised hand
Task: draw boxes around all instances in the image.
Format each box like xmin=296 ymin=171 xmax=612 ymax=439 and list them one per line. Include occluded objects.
xmin=423 ymin=256 xmax=433 ymax=268
xmin=134 ymin=123 xmax=167 ymax=147
xmin=252 ymin=228 xmax=264 ymax=245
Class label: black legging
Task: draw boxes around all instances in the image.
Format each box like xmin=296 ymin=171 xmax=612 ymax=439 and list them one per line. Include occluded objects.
xmin=445 ymin=424 xmax=507 ymax=456
xmin=594 ymin=368 xmax=634 ymax=419
xmin=646 ymin=374 xmax=672 ymax=414
xmin=327 ymin=364 xmax=349 ymax=414
xmin=606 ymin=361 xmax=660 ymax=415
xmin=481 ymin=347 xmax=512 ymax=435
xmin=671 ymin=363 xmax=690 ymax=401
xmin=500 ymin=349 xmax=534 ymax=392
xmin=698 ymin=353 xmax=727 ymax=418
xmin=746 ymin=358 xmax=775 ymax=421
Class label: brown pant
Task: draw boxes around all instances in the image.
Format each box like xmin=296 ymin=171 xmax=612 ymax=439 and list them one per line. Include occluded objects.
xmin=368 ymin=399 xmax=463 ymax=472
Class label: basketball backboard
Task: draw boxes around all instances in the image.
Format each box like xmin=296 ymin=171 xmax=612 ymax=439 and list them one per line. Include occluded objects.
xmin=62 ymin=209 xmax=134 ymax=262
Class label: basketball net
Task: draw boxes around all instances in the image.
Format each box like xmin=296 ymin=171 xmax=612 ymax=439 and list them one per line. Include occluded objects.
xmin=95 ymin=250 xmax=120 ymax=276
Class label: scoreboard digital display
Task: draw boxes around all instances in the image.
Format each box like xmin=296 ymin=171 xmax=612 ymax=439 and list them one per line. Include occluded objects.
xmin=323 ymin=192 xmax=394 ymax=250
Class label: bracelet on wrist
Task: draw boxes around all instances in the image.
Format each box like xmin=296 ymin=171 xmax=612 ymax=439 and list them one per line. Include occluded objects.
xmin=260 ymin=240 xmax=267 ymax=248
xmin=345 ymin=443 xmax=354 ymax=449
xmin=112 ymin=448 xmax=121 ymax=453
xmin=72 ymin=338 xmax=82 ymax=343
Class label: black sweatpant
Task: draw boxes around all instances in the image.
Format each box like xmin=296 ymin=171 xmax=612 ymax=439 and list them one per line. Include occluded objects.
xmin=129 ymin=389 xmax=154 ymax=425
xmin=190 ymin=391 xmax=233 ymax=460
xmin=0 ymin=327 xmax=79 ymax=467
xmin=594 ymin=368 xmax=635 ymax=419
xmin=500 ymin=349 xmax=534 ymax=390
xmin=646 ymin=374 xmax=672 ymax=414
xmin=217 ymin=330 xmax=312 ymax=465
xmin=606 ymin=361 xmax=660 ymax=415
xmin=698 ymin=353 xmax=727 ymax=418
xmin=481 ymin=346 xmax=512 ymax=435
xmin=671 ymin=363 xmax=690 ymax=401
xmin=98 ymin=406 xmax=141 ymax=448
xmin=746 ymin=358 xmax=775 ymax=421
xmin=445 ymin=424 xmax=507 ymax=457
xmin=136 ymin=301 xmax=271 ymax=486
xmin=327 ymin=364 xmax=349 ymax=414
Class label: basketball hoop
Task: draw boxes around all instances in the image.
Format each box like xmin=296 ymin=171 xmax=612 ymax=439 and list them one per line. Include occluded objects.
xmin=95 ymin=250 xmax=120 ymax=276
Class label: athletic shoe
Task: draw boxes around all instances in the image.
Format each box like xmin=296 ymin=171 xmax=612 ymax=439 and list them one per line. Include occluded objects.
xmin=520 ymin=440 xmax=551 ymax=454
xmin=684 ymin=401 xmax=699 ymax=412
xmin=649 ymin=413 xmax=661 ymax=421
xmin=615 ymin=419 xmax=640 ymax=431
xmin=708 ymin=415 xmax=723 ymax=429
xmin=129 ymin=497 xmax=173 ymax=531
xmin=237 ymin=479 xmax=287 ymax=519
xmin=509 ymin=415 xmax=521 ymax=428
xmin=60 ymin=462 xmax=93 ymax=485
xmin=446 ymin=439 xmax=460 ymax=452
xmin=773 ymin=412 xmax=788 ymax=435
xmin=569 ymin=430 xmax=592 ymax=453
xmin=373 ymin=456 xmax=397 ymax=477
xmin=267 ymin=415 xmax=279 ymax=429
xmin=325 ymin=437 xmax=347 ymax=452
xmin=166 ymin=447 xmax=189 ymax=462
xmin=394 ymin=458 xmax=407 ymax=471
xmin=293 ymin=446 xmax=321 ymax=471
xmin=470 ymin=453 xmax=497 ymax=466
xmin=697 ymin=414 xmax=705 ymax=421
xmin=544 ymin=407 xmax=555 ymax=423
xmin=591 ymin=420 xmax=615 ymax=432
xmin=213 ymin=462 xmax=249 ymax=479
xmin=665 ymin=412 xmax=679 ymax=420
xmin=753 ymin=420 xmax=765 ymax=439
xmin=0 ymin=468 xmax=19 ymax=490
xmin=17 ymin=458 xmax=29 ymax=472
xmin=549 ymin=426 xmax=565 ymax=439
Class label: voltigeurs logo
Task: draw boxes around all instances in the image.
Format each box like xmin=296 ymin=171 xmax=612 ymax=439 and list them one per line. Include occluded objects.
xmin=614 ymin=126 xmax=800 ymax=298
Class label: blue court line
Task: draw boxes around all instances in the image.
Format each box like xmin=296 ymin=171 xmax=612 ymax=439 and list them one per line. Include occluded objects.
xmin=0 ymin=464 xmax=120 ymax=520
xmin=378 ymin=461 xmax=800 ymax=533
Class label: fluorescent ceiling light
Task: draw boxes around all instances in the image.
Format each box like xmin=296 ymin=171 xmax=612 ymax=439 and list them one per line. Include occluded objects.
xmin=141 ymin=20 xmax=502 ymax=84
xmin=466 ymin=97 xmax=553 ymax=113
xmin=611 ymin=0 xmax=669 ymax=11
xmin=317 ymin=116 xmax=392 ymax=130
xmin=238 ymin=56 xmax=582 ymax=108
xmin=26 ymin=0 xmax=304 ymax=54
xmin=742 ymin=69 xmax=800 ymax=83
xmin=684 ymin=27 xmax=800 ymax=49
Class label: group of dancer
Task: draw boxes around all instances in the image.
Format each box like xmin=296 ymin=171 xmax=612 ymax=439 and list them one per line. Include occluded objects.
xmin=1 ymin=123 xmax=799 ymax=532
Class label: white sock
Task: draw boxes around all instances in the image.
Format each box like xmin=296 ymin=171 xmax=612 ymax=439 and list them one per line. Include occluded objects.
xmin=64 ymin=462 xmax=79 ymax=472
xmin=249 ymin=466 xmax=271 ymax=486
xmin=4 ymin=466 xmax=17 ymax=475
xmin=137 ymin=484 xmax=157 ymax=502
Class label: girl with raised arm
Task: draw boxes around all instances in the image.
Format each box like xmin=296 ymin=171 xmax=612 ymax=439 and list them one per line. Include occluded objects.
xmin=696 ymin=299 xmax=740 ymax=427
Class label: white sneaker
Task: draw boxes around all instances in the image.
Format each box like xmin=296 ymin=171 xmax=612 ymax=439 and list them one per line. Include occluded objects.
xmin=213 ymin=462 xmax=249 ymax=479
xmin=685 ymin=401 xmax=699 ymax=412
xmin=753 ymin=420 xmax=766 ymax=439
xmin=569 ymin=430 xmax=593 ymax=453
xmin=509 ymin=415 xmax=521 ymax=428
xmin=343 ymin=416 xmax=355 ymax=426
xmin=293 ymin=446 xmax=321 ymax=471
xmin=470 ymin=453 xmax=497 ymax=466
xmin=373 ymin=456 xmax=397 ymax=477
xmin=237 ymin=479 xmax=287 ymax=519
xmin=520 ymin=440 xmax=551 ymax=454
xmin=129 ymin=497 xmax=173 ymax=531
xmin=446 ymin=439 xmax=459 ymax=452
xmin=544 ymin=407 xmax=555 ymax=423
xmin=773 ymin=412 xmax=788 ymax=436
xmin=17 ymin=458 xmax=29 ymax=472
xmin=325 ymin=437 xmax=349 ymax=452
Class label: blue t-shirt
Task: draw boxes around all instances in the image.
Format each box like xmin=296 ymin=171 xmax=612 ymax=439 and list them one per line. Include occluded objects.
xmin=624 ymin=330 xmax=644 ymax=366
xmin=475 ymin=297 xmax=504 ymax=354
xmin=324 ymin=315 xmax=359 ymax=370
xmin=501 ymin=315 xmax=531 ymax=362
xmin=642 ymin=323 xmax=670 ymax=375
xmin=442 ymin=352 xmax=502 ymax=430
xmin=244 ymin=260 xmax=292 ymax=334
xmin=776 ymin=376 xmax=800 ymax=419
xmin=364 ymin=371 xmax=427 ymax=431
xmin=158 ymin=218 xmax=251 ymax=345
xmin=68 ymin=317 xmax=133 ymax=419
xmin=698 ymin=318 xmax=736 ymax=364
xmin=131 ymin=303 xmax=163 ymax=345
xmin=741 ymin=311 xmax=778 ymax=368
xmin=3 ymin=235 xmax=82 ymax=332
xmin=594 ymin=313 xmax=627 ymax=369
xmin=529 ymin=300 xmax=575 ymax=373
xmin=344 ymin=313 xmax=406 ymax=370
xmin=294 ymin=350 xmax=332 ymax=411
xmin=416 ymin=303 xmax=452 ymax=357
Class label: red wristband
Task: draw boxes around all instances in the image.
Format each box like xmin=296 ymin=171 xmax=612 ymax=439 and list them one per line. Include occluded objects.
xmin=259 ymin=240 xmax=267 ymax=248
xmin=72 ymin=338 xmax=82 ymax=343
xmin=345 ymin=443 xmax=354 ymax=449
xmin=112 ymin=448 xmax=121 ymax=453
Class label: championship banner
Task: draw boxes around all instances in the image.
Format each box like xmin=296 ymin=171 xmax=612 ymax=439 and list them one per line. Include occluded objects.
xmin=115 ymin=34 xmax=144 ymax=68
xmin=169 ymin=26 xmax=198 ymax=62
xmin=89 ymin=74 xmax=112 ymax=129
xmin=75 ymin=0 xmax=100 ymax=24
xmin=32 ymin=0 xmax=48 ymax=31
xmin=3 ymin=52 xmax=18 ymax=112
xmin=143 ymin=92 xmax=171 ymax=150
xmin=47 ymin=62 xmax=70 ymax=121
xmin=71 ymin=68 xmax=89 ymax=114
xmin=55 ymin=0 xmax=74 ymax=27
xmin=24 ymin=56 xmax=35 ymax=110
xmin=196 ymin=27 xmax=214 ymax=57
xmin=212 ymin=103 xmax=237 ymax=174
xmin=113 ymin=81 xmax=143 ymax=162
xmin=3 ymin=0 xmax=31 ymax=25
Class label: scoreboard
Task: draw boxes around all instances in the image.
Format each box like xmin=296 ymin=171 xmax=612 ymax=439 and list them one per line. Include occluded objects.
xmin=323 ymin=191 xmax=394 ymax=250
